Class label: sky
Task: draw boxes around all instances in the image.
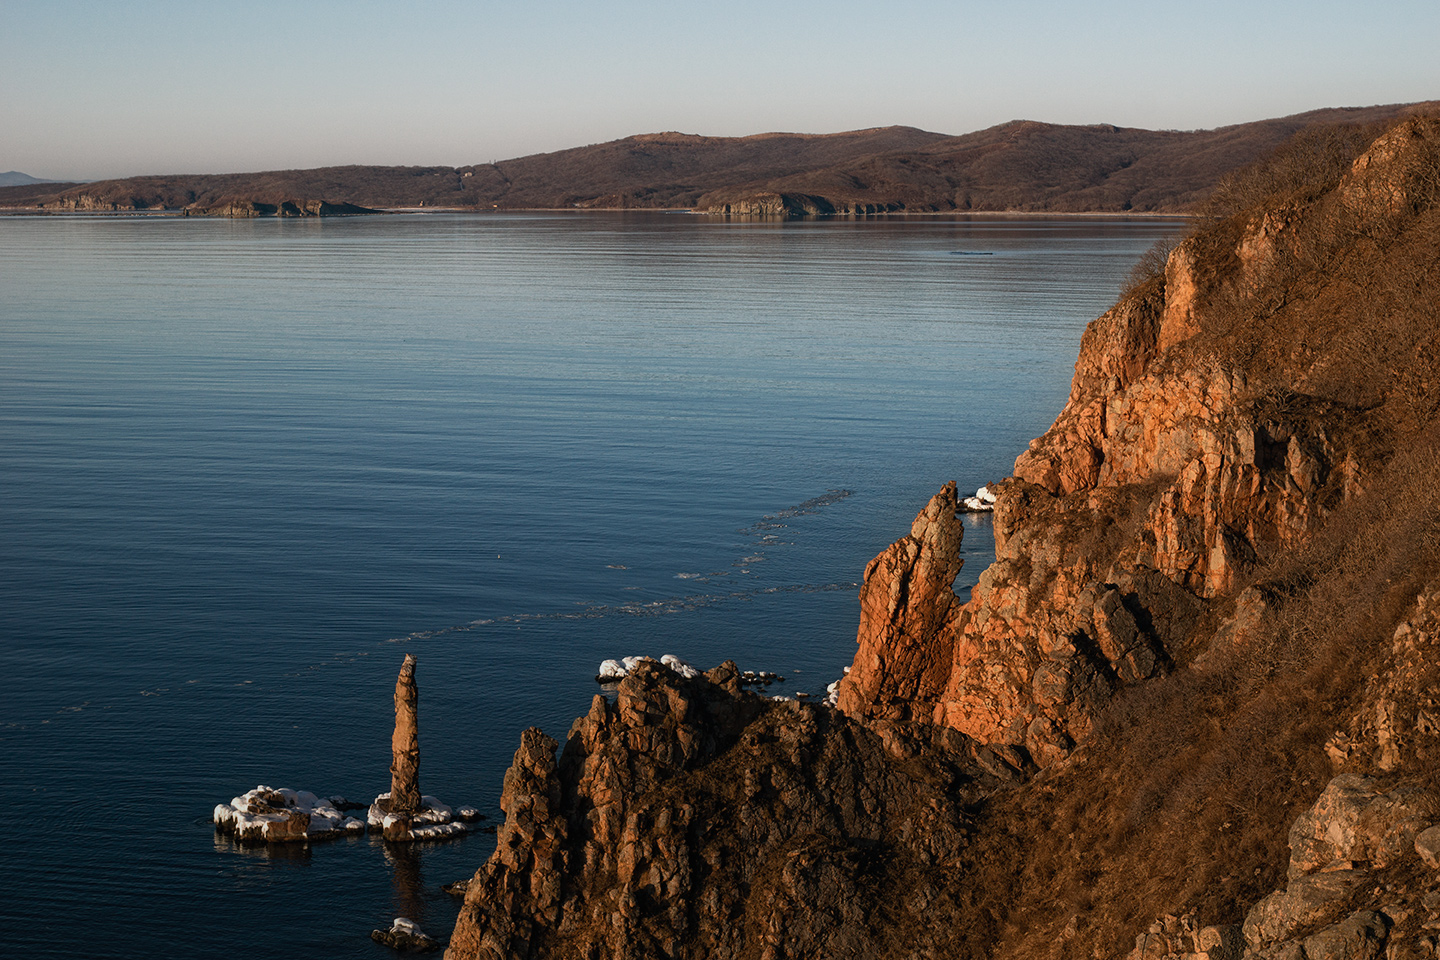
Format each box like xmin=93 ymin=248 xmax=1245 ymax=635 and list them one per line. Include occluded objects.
xmin=3 ymin=0 xmax=1438 ymax=181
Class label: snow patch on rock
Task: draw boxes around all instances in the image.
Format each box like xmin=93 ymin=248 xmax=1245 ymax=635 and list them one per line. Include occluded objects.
xmin=367 ymin=792 xmax=469 ymax=842
xmin=597 ymin=654 xmax=701 ymax=682
xmin=213 ymin=785 xmax=366 ymax=843
xmin=961 ymin=484 xmax=997 ymax=513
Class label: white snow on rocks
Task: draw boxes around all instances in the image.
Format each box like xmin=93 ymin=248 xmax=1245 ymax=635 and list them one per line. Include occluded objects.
xmin=596 ymin=655 xmax=790 ymax=688
xmin=597 ymin=654 xmax=700 ymax=682
xmin=591 ymin=652 xmax=877 ymax=708
xmin=367 ymin=792 xmax=469 ymax=841
xmin=215 ymin=786 xmax=478 ymax=844
xmin=371 ymin=917 xmax=441 ymax=952
xmin=213 ymin=786 xmax=366 ymax=843
xmin=962 ymin=484 xmax=997 ymax=512
xmin=660 ymin=654 xmax=701 ymax=679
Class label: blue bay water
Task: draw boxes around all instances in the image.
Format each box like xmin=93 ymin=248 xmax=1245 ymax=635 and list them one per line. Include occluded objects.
xmin=0 ymin=212 xmax=1183 ymax=957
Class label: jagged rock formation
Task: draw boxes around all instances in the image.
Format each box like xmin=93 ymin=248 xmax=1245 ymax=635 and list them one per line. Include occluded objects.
xmin=836 ymin=481 xmax=964 ymax=721
xmin=837 ymin=115 xmax=1440 ymax=770
xmin=447 ymin=115 xmax=1440 ymax=959
xmin=447 ymin=660 xmax=1029 ymax=959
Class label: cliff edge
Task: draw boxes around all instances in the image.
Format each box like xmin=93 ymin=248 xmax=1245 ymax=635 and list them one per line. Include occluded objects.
xmin=447 ymin=115 xmax=1440 ymax=959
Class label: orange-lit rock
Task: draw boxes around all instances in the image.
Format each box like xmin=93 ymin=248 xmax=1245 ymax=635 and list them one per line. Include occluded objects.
xmin=390 ymin=653 xmax=422 ymax=818
xmin=835 ymin=481 xmax=963 ymax=721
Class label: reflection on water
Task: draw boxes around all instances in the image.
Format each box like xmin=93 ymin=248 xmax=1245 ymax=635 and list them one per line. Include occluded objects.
xmin=212 ymin=831 xmax=316 ymax=863
xmin=381 ymin=840 xmax=426 ymax=922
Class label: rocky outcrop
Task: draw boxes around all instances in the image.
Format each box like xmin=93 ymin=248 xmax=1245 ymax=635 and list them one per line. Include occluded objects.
xmin=1120 ymin=568 xmax=1440 ymax=960
xmin=390 ymin=654 xmax=422 ymax=817
xmin=835 ymin=481 xmax=963 ymax=721
xmin=1131 ymin=769 xmax=1440 ymax=960
xmin=1131 ymin=914 xmax=1244 ymax=960
xmin=182 ymin=198 xmax=377 ymax=217
xmin=213 ymin=786 xmax=366 ymax=842
xmin=446 ymin=660 xmax=1028 ymax=960
xmin=38 ymin=193 xmax=376 ymax=216
xmin=43 ymin=192 xmax=164 ymax=212
xmin=372 ymin=918 xmax=443 ymax=953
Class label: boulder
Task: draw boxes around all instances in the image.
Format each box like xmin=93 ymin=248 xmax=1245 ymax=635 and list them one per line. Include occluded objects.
xmin=370 ymin=917 xmax=441 ymax=953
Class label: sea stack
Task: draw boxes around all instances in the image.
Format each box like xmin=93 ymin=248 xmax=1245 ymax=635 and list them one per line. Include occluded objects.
xmin=381 ymin=654 xmax=421 ymax=840
xmin=390 ymin=653 xmax=421 ymax=817
xmin=369 ymin=654 xmax=470 ymax=841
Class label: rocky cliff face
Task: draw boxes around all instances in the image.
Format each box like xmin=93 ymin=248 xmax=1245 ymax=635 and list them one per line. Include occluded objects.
xmin=41 ymin=192 xmax=375 ymax=216
xmin=447 ymin=116 xmax=1440 ymax=960
xmin=701 ymin=192 xmax=904 ymax=217
xmin=836 ymin=116 xmax=1440 ymax=771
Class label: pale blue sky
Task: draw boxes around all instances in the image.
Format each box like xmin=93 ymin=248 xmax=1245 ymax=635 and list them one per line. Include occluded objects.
xmin=4 ymin=0 xmax=1437 ymax=180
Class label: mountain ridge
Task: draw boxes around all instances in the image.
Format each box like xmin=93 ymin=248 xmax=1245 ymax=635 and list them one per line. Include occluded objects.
xmin=10 ymin=102 xmax=1438 ymax=216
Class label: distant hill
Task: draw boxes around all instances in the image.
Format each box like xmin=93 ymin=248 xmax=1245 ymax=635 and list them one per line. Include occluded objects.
xmin=18 ymin=126 xmax=951 ymax=215
xmin=11 ymin=102 xmax=1440 ymax=216
xmin=0 ymin=171 xmax=79 ymax=187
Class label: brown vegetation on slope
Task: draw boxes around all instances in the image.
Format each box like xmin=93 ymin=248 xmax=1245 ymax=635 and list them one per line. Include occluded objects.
xmin=13 ymin=102 xmax=1438 ymax=216
xmin=0 ymin=181 xmax=84 ymax=207
xmin=17 ymin=127 xmax=947 ymax=215
xmin=698 ymin=103 xmax=1439 ymax=215
xmin=844 ymin=113 xmax=1440 ymax=959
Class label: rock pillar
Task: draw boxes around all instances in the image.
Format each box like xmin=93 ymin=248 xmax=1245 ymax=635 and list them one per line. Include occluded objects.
xmin=389 ymin=653 xmax=421 ymax=817
xmin=837 ymin=481 xmax=963 ymax=720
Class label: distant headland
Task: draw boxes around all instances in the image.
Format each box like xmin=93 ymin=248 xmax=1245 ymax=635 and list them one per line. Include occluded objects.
xmin=4 ymin=101 xmax=1438 ymax=217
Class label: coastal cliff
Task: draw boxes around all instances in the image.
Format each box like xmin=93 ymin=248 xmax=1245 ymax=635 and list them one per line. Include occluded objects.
xmin=446 ymin=116 xmax=1440 ymax=959
xmin=38 ymin=192 xmax=376 ymax=216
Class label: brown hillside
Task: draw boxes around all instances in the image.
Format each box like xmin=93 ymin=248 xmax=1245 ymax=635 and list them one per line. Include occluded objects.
xmin=699 ymin=102 xmax=1440 ymax=214
xmin=21 ymin=126 xmax=948 ymax=215
xmin=15 ymin=102 xmax=1440 ymax=216
xmin=0 ymin=182 xmax=84 ymax=207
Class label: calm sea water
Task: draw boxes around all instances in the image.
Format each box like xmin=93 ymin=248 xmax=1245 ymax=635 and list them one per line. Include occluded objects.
xmin=0 ymin=211 xmax=1183 ymax=957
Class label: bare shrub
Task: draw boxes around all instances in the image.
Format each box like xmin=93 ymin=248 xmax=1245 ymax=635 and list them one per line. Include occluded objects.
xmin=1120 ymin=237 xmax=1177 ymax=298
xmin=1198 ymin=122 xmax=1389 ymax=221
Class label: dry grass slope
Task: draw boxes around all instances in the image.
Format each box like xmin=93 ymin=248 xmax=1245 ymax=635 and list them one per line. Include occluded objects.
xmin=947 ymin=114 xmax=1440 ymax=960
